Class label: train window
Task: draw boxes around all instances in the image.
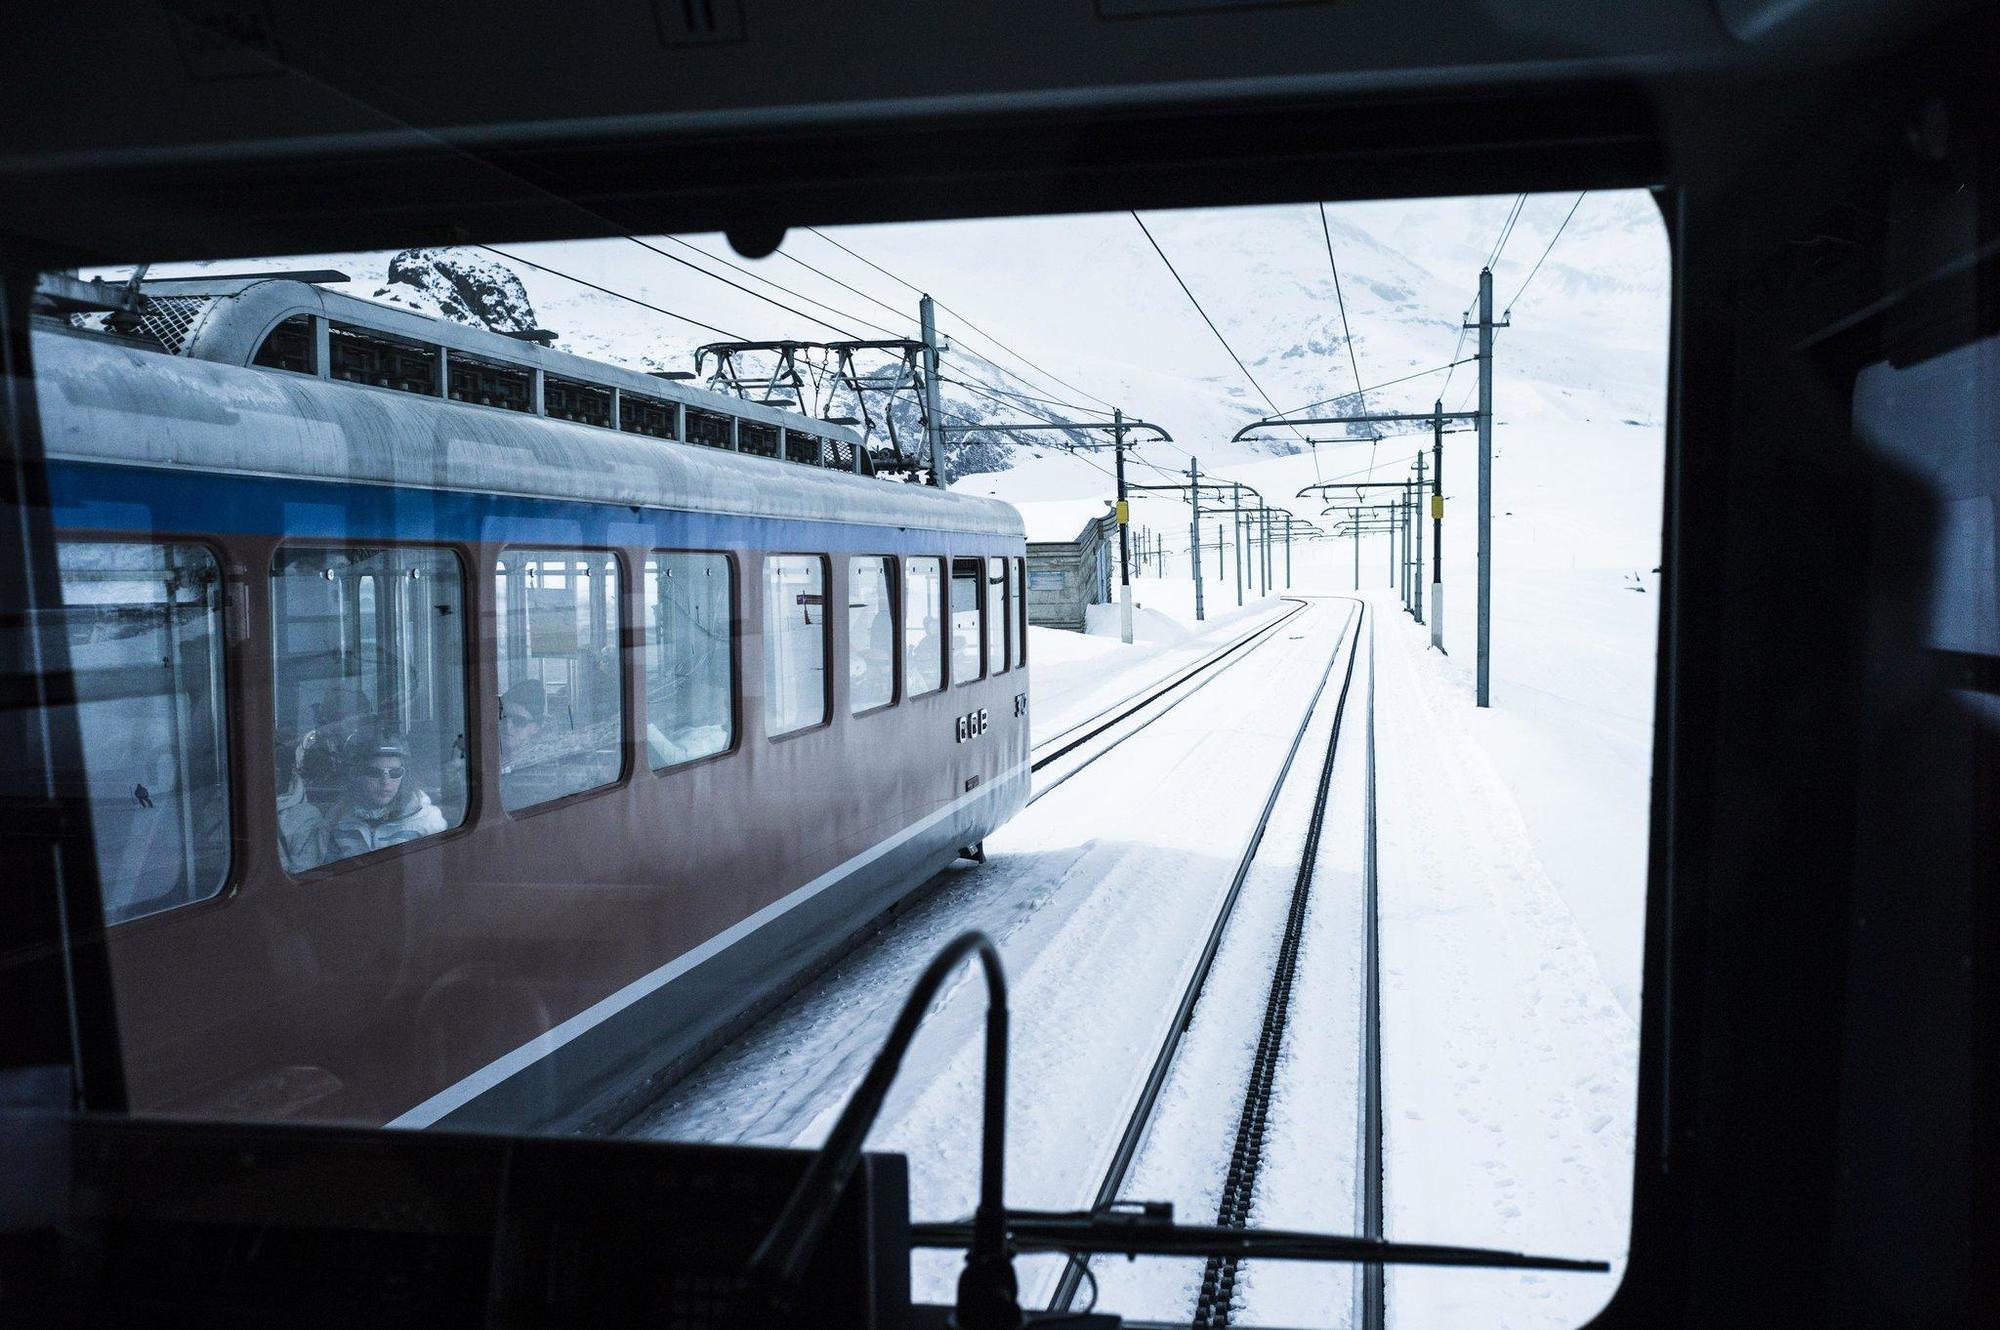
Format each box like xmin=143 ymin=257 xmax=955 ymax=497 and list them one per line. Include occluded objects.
xmin=271 ymin=546 xmax=467 ymax=868
xmin=44 ymin=542 xmax=230 ymax=926
xmin=764 ymin=555 xmax=829 ymax=736
xmin=950 ymin=557 xmax=984 ymax=685
xmin=449 ymin=353 xmax=534 ymax=413
xmin=494 ymin=551 xmax=624 ymax=810
xmin=685 ymin=408 xmax=732 ymax=449
xmin=251 ymin=314 xmax=315 ymax=375
xmin=986 ymin=557 xmax=1009 ymax=675
xmin=849 ymin=557 xmax=897 ymax=714
xmin=328 ymin=322 xmax=437 ymax=395
xmin=1015 ymin=556 xmax=1028 ymax=667
xmin=740 ymin=422 xmax=779 ymax=458
xmin=787 ymin=432 xmax=821 ymax=465
xmin=905 ymin=556 xmax=946 ymax=697
xmin=620 ymin=391 xmax=677 ymax=440
xmin=544 ymin=375 xmax=612 ymax=428
xmin=645 ymin=552 xmax=734 ymax=769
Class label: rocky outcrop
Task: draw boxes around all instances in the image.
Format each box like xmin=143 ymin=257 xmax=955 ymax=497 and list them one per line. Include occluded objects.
xmin=372 ymin=248 xmax=540 ymax=333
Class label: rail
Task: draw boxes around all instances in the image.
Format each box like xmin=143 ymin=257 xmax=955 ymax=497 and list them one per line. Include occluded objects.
xmin=1028 ymin=599 xmax=1309 ymax=805
xmin=1047 ymin=598 xmax=1366 ymax=1316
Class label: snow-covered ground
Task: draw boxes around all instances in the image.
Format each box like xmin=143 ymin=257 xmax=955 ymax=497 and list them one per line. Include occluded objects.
xmin=1027 ymin=592 xmax=1292 ymax=747
xmin=638 ymin=602 xmax=1360 ymax=1310
xmin=1371 ymin=596 xmax=1640 ymax=1330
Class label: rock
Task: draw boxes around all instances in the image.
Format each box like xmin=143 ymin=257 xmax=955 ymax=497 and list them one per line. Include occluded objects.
xmin=371 ymin=248 xmax=540 ymax=334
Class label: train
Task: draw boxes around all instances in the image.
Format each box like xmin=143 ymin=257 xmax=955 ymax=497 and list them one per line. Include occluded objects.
xmin=26 ymin=275 xmax=1031 ymax=1133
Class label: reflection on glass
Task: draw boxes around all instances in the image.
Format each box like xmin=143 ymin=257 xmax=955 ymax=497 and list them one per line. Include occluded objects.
xmin=951 ymin=557 xmax=983 ymax=685
xmin=272 ymin=545 xmax=466 ymax=866
xmin=986 ymin=556 xmax=1008 ymax=675
xmin=495 ymin=551 xmax=623 ymax=810
xmin=764 ymin=555 xmax=827 ymax=736
xmin=646 ymin=552 xmax=734 ymax=768
xmin=905 ymin=557 xmax=946 ymax=696
xmin=850 ymin=556 xmax=896 ymax=713
xmin=55 ymin=541 xmax=230 ymax=923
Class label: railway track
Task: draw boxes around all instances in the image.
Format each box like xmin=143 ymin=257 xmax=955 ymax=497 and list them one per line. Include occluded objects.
xmin=1046 ymin=599 xmax=1381 ymax=1327
xmin=1029 ymin=599 xmax=1310 ymax=804
xmin=614 ymin=603 xmax=1315 ymax=1135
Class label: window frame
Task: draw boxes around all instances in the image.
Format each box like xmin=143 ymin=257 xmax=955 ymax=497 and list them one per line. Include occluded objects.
xmin=903 ymin=554 xmax=948 ymax=700
xmin=847 ymin=554 xmax=901 ymax=718
xmin=985 ymin=555 xmax=1010 ymax=677
xmin=269 ymin=539 xmax=477 ymax=874
xmin=644 ymin=548 xmax=740 ymax=774
xmin=1015 ymin=555 xmax=1029 ymax=667
xmin=56 ymin=534 xmax=239 ymax=927
xmin=762 ymin=551 xmax=833 ymax=740
xmin=492 ymin=546 xmax=630 ymax=816
xmin=949 ymin=555 xmax=987 ymax=688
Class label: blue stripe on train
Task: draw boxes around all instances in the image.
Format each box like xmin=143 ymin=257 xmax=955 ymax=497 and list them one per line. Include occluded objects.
xmin=46 ymin=461 xmax=1024 ymax=557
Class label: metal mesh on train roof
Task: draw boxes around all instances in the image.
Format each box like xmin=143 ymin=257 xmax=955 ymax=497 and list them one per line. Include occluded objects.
xmin=69 ymin=295 xmax=214 ymax=355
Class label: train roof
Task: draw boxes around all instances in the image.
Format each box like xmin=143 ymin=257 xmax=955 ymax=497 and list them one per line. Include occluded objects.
xmin=48 ymin=273 xmax=846 ymax=441
xmin=31 ymin=328 xmax=1024 ymax=539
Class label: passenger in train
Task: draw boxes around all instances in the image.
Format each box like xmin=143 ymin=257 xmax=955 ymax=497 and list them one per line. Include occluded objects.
xmin=915 ymin=612 xmax=944 ymax=675
xmin=273 ymin=733 xmax=329 ymax=874
xmin=298 ymin=681 xmax=375 ymax=803
xmin=499 ymin=679 xmax=563 ymax=808
xmin=329 ymin=735 xmax=447 ymax=859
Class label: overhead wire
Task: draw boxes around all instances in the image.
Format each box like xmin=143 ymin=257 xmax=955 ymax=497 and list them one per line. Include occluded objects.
xmin=649 ymin=234 xmax=907 ymax=340
xmin=622 ymin=235 xmax=860 ymax=339
xmin=1129 ymin=210 xmax=1310 ymax=455
xmin=476 ymin=245 xmax=744 ymax=340
xmin=1484 ymin=194 xmax=1528 ymax=271
xmin=804 ymin=225 xmax=1120 ymax=414
xmin=1318 ymin=201 xmax=1374 ymax=482
xmin=631 ymin=232 xmax=1118 ymax=442
xmin=1505 ymin=192 xmax=1587 ymax=316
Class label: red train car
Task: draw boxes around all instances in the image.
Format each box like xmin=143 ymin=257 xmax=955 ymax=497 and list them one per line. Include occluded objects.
xmin=28 ymin=280 xmax=1030 ymax=1132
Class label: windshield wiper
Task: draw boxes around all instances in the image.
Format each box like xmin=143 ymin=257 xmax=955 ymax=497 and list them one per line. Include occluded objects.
xmin=912 ymin=1200 xmax=1609 ymax=1273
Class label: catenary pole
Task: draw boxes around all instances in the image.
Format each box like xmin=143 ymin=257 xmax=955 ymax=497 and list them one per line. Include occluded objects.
xmin=920 ymin=295 xmax=948 ymax=488
xmin=1413 ymin=453 xmax=1426 ymax=624
xmin=1232 ymin=483 xmax=1245 ymax=607
xmin=1262 ymin=506 xmax=1273 ymax=594
xmin=1430 ymin=399 xmax=1446 ymax=651
xmin=1476 ymin=268 xmax=1495 ymax=705
xmin=1189 ymin=460 xmax=1205 ymax=622
xmin=1114 ymin=409 xmax=1133 ymax=645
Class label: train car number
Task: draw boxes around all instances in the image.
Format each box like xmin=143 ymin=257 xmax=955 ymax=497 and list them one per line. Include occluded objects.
xmin=955 ymin=709 xmax=989 ymax=742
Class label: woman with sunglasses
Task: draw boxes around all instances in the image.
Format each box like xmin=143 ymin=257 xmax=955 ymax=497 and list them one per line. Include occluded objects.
xmin=329 ymin=734 xmax=447 ymax=861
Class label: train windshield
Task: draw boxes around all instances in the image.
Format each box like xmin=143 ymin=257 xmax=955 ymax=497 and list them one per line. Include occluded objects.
xmin=24 ymin=193 xmax=1667 ymax=1327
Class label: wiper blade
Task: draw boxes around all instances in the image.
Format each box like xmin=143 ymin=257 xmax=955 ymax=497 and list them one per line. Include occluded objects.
xmin=911 ymin=1203 xmax=1609 ymax=1274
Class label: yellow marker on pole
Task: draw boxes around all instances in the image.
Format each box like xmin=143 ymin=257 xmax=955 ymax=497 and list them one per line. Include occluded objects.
xmin=1115 ymin=499 xmax=1130 ymax=525
xmin=1430 ymin=494 xmax=1445 ymax=520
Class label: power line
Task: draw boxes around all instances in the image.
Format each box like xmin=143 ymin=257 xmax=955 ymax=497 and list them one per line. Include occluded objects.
xmin=1484 ymin=193 xmax=1528 ymax=271
xmin=1130 ymin=210 xmax=1305 ymax=451
xmin=803 ymin=225 xmax=1119 ymax=413
xmin=1318 ymin=201 xmax=1373 ymax=481
xmin=635 ymin=235 xmax=1102 ymax=433
xmin=772 ymin=247 xmax=919 ymax=329
xmin=1505 ymin=192 xmax=1587 ymax=316
xmin=478 ymin=245 xmax=743 ymax=340
xmin=623 ymin=235 xmax=859 ymax=339
xmin=653 ymin=234 xmax=907 ymax=340
xmin=941 ymin=376 xmax=1186 ymax=484
xmin=1267 ymin=358 xmax=1474 ymax=421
